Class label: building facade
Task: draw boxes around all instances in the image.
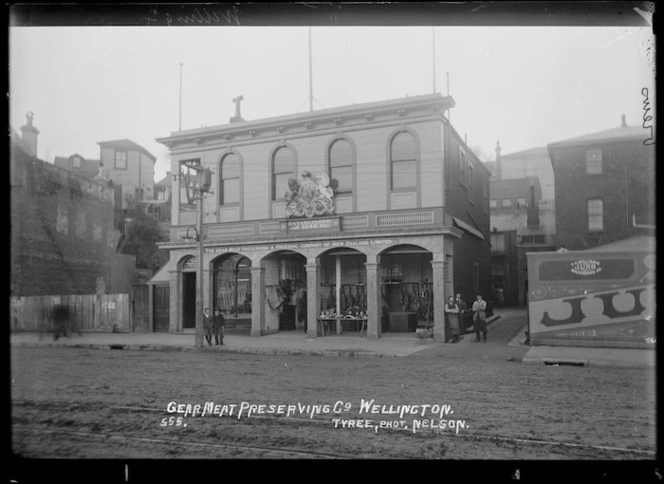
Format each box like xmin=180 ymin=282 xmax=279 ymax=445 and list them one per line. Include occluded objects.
xmin=548 ymin=116 xmax=655 ymax=250
xmin=55 ymin=139 xmax=157 ymax=210
xmin=155 ymin=93 xmax=492 ymax=341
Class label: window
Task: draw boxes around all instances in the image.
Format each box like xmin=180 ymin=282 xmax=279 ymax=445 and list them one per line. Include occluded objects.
xmin=71 ymin=156 xmax=81 ymax=168
xmin=272 ymin=146 xmax=295 ymax=201
xmin=179 ymin=158 xmax=201 ymax=207
xmin=468 ymin=165 xmax=474 ymax=202
xmin=220 ymin=153 xmax=240 ymax=205
xmin=586 ymin=149 xmax=602 ymax=174
xmin=490 ymin=199 xmax=498 ymax=209
xmin=490 ymin=233 xmax=505 ymax=253
xmin=458 ymin=147 xmax=467 ymax=185
xmin=588 ymin=198 xmax=604 ymax=231
xmin=390 ymin=131 xmax=417 ymax=190
xmin=503 ymin=198 xmax=512 ymax=208
xmin=329 ymin=139 xmax=353 ymax=194
xmin=517 ymin=197 xmax=527 ymax=209
xmin=157 ymin=190 xmax=165 ymax=201
xmin=114 ymin=151 xmax=127 ymax=169
xmin=521 ymin=235 xmax=534 ymax=244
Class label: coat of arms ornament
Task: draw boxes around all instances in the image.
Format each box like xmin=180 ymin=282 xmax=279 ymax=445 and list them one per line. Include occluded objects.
xmin=285 ymin=171 xmax=335 ymax=218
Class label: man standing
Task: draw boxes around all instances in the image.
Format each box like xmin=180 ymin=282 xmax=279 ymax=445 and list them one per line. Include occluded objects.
xmin=444 ymin=296 xmax=461 ymax=343
xmin=455 ymin=293 xmax=467 ymax=335
xmin=213 ymin=309 xmax=225 ymax=346
xmin=203 ymin=308 xmax=214 ymax=346
xmin=472 ymin=294 xmax=488 ymax=342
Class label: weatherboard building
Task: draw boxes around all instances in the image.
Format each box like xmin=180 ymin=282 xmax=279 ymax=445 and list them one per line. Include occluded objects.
xmin=153 ymin=93 xmax=491 ymax=341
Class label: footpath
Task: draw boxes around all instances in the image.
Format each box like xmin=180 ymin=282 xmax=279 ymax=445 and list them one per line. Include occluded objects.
xmin=10 ymin=309 xmax=655 ymax=368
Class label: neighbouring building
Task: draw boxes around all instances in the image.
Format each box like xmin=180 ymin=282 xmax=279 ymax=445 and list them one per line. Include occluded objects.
xmin=11 ymin=114 xmax=136 ymax=331
xmin=548 ymin=115 xmax=655 ymax=250
xmin=488 ymin=176 xmax=556 ymax=306
xmin=154 ymin=93 xmax=492 ymax=341
xmin=55 ymin=138 xmax=158 ymax=214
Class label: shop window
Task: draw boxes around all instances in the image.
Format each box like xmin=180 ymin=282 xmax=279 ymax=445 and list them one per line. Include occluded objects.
xmin=329 ymin=139 xmax=353 ymax=195
xmin=214 ymin=256 xmax=252 ymax=317
xmin=179 ymin=158 xmax=201 ymax=208
xmin=390 ymin=131 xmax=416 ymax=190
xmin=588 ymin=198 xmax=603 ymax=231
xmin=114 ymin=151 xmax=127 ymax=169
xmin=272 ymin=146 xmax=295 ymax=201
xmin=586 ymin=149 xmax=602 ymax=175
xmin=219 ymin=153 xmax=240 ymax=205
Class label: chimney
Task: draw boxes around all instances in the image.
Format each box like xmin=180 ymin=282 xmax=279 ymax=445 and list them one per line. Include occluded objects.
xmin=621 ymin=113 xmax=627 ymax=128
xmin=526 ymin=184 xmax=540 ymax=227
xmin=230 ymin=95 xmax=245 ymax=123
xmin=20 ymin=111 xmax=39 ymax=157
xmin=495 ymin=140 xmax=502 ymax=180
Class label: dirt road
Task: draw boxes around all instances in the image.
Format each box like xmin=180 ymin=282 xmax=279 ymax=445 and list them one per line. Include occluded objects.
xmin=11 ymin=337 xmax=656 ymax=461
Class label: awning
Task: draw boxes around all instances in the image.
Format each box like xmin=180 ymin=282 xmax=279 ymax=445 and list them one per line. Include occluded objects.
xmin=148 ymin=260 xmax=171 ymax=284
xmin=453 ymin=217 xmax=485 ymax=241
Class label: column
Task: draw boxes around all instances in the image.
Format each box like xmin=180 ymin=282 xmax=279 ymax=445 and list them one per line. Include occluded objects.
xmin=335 ymin=255 xmax=342 ymax=335
xmin=250 ymin=266 xmax=265 ymax=336
xmin=431 ymin=260 xmax=447 ymax=342
xmin=305 ymin=262 xmax=320 ymax=338
xmin=169 ymin=269 xmax=179 ymax=332
xmin=365 ymin=261 xmax=382 ymax=339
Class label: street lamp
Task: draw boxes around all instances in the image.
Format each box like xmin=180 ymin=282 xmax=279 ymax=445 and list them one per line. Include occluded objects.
xmin=181 ymin=164 xmax=213 ymax=348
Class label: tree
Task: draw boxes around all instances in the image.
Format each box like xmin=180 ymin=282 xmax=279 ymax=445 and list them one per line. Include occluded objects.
xmin=119 ymin=209 xmax=168 ymax=272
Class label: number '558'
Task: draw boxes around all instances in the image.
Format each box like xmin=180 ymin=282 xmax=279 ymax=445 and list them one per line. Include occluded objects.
xmin=161 ymin=417 xmax=184 ymax=426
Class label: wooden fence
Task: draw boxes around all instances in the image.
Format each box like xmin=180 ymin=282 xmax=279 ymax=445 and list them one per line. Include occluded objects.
xmin=10 ymin=294 xmax=130 ymax=333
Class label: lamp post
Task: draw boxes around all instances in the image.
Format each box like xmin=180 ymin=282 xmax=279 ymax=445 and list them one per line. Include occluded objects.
xmin=182 ymin=164 xmax=212 ymax=348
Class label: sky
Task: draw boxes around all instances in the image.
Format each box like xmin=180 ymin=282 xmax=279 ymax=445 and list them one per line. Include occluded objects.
xmin=9 ymin=23 xmax=655 ymax=183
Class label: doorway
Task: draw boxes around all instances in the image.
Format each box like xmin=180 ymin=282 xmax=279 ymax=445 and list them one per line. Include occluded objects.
xmin=182 ymin=272 xmax=196 ymax=329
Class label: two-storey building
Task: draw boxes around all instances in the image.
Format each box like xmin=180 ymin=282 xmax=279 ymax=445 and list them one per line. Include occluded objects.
xmin=155 ymin=93 xmax=491 ymax=341
xmin=548 ymin=115 xmax=655 ymax=250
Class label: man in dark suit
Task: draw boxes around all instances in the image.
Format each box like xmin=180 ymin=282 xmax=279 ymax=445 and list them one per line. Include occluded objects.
xmin=203 ymin=308 xmax=214 ymax=346
xmin=213 ymin=309 xmax=225 ymax=346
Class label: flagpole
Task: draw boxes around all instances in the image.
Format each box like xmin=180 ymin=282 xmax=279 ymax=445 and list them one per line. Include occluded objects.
xmin=432 ymin=27 xmax=436 ymax=93
xmin=179 ymin=62 xmax=183 ymax=131
xmin=309 ymin=27 xmax=313 ymax=112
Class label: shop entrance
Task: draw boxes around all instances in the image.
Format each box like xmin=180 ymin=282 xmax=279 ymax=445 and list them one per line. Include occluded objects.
xmin=213 ymin=253 xmax=252 ymax=333
xmin=318 ymin=249 xmax=368 ymax=335
xmin=380 ymin=245 xmax=433 ymax=332
xmin=263 ymin=251 xmax=307 ymax=333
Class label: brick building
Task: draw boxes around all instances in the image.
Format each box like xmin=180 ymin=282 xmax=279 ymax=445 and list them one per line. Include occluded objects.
xmin=155 ymin=93 xmax=492 ymax=341
xmin=548 ymin=115 xmax=655 ymax=250
xmin=11 ymin=120 xmax=135 ymax=298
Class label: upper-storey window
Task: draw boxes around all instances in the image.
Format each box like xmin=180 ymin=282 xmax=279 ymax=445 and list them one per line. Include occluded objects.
xmin=588 ymin=198 xmax=604 ymax=231
xmin=329 ymin=139 xmax=353 ymax=195
xmin=272 ymin=146 xmax=295 ymax=201
xmin=115 ymin=151 xmax=127 ymax=169
xmin=219 ymin=153 xmax=240 ymax=205
xmin=179 ymin=158 xmax=200 ymax=208
xmin=586 ymin=149 xmax=602 ymax=174
xmin=71 ymin=156 xmax=82 ymax=168
xmin=390 ymin=131 xmax=416 ymax=190
xmin=458 ymin=147 xmax=468 ymax=185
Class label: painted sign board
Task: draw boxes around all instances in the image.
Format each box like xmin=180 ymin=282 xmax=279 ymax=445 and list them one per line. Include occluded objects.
xmin=526 ymin=249 xmax=655 ymax=349
xmin=286 ymin=216 xmax=341 ymax=234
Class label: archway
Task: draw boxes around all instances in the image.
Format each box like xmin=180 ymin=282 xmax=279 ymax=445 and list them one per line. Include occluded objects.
xmin=317 ymin=248 xmax=368 ymax=334
xmin=212 ymin=253 xmax=252 ymax=333
xmin=378 ymin=244 xmax=434 ymax=332
xmin=261 ymin=250 xmax=307 ymax=333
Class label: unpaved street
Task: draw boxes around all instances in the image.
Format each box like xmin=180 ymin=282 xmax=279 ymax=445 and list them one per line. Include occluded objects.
xmin=11 ymin=336 xmax=656 ymax=460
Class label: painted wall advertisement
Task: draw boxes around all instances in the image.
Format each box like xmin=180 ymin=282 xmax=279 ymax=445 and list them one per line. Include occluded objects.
xmin=526 ymin=250 xmax=656 ymax=349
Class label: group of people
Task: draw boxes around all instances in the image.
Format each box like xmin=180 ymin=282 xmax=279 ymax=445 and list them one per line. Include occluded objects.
xmin=203 ymin=308 xmax=225 ymax=346
xmin=444 ymin=293 xmax=488 ymax=343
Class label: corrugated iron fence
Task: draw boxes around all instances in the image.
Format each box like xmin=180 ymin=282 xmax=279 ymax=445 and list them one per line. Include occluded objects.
xmin=10 ymin=294 xmax=130 ymax=333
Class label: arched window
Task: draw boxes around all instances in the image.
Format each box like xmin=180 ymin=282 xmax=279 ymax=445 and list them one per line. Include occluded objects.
xmin=390 ymin=131 xmax=416 ymax=190
xmin=272 ymin=146 xmax=295 ymax=201
xmin=219 ymin=153 xmax=240 ymax=205
xmin=329 ymin=139 xmax=353 ymax=194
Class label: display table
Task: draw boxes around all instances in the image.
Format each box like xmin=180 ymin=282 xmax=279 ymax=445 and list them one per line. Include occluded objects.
xmin=317 ymin=317 xmax=368 ymax=337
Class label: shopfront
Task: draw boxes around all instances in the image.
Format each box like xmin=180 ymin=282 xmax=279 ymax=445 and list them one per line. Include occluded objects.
xmin=166 ymin=233 xmax=457 ymax=340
